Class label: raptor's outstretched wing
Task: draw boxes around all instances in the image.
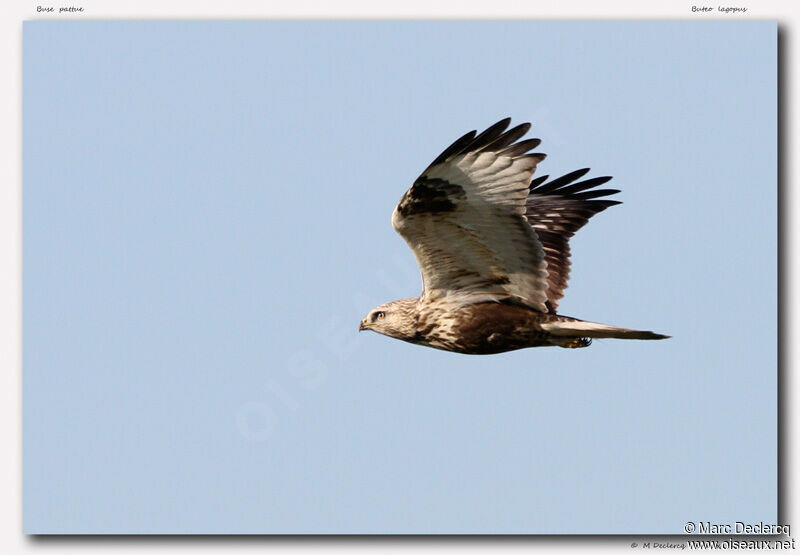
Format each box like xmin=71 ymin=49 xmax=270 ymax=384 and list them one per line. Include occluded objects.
xmin=392 ymin=118 xmax=550 ymax=311
xmin=526 ymin=169 xmax=621 ymax=312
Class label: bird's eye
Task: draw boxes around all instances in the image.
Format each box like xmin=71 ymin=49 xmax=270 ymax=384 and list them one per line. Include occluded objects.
xmin=372 ymin=311 xmax=385 ymax=322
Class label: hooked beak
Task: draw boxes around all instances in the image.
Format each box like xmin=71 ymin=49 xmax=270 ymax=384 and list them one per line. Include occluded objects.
xmin=359 ymin=319 xmax=368 ymax=332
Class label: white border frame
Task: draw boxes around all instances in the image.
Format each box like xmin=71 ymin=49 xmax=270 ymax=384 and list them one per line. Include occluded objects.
xmin=3 ymin=1 xmax=797 ymax=552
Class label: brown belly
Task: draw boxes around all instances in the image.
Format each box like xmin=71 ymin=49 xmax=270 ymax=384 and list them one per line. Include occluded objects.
xmin=415 ymin=301 xmax=557 ymax=355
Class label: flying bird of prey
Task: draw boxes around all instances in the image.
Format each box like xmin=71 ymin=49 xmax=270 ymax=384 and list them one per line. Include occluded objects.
xmin=359 ymin=118 xmax=668 ymax=354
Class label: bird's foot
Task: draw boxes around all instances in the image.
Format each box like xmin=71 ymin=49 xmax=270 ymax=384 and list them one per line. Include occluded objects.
xmin=552 ymin=337 xmax=592 ymax=349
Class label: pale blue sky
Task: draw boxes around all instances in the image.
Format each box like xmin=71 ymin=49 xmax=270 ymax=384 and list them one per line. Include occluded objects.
xmin=23 ymin=21 xmax=776 ymax=533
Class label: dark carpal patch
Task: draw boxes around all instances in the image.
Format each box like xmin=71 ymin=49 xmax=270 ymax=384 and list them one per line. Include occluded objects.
xmin=397 ymin=178 xmax=465 ymax=216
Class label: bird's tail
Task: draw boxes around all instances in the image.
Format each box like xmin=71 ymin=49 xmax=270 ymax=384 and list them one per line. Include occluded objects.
xmin=541 ymin=317 xmax=669 ymax=341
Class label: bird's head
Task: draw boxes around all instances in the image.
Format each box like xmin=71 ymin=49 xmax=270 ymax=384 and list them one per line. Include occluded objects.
xmin=358 ymin=299 xmax=418 ymax=339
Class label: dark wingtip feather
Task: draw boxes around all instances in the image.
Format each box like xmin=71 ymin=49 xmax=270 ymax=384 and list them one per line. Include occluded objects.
xmin=486 ymin=122 xmax=532 ymax=151
xmin=529 ymin=175 xmax=549 ymax=190
xmin=500 ymin=138 xmax=541 ymax=157
xmin=429 ymin=129 xmax=477 ymax=166
xmin=571 ymin=188 xmax=620 ymax=200
xmin=591 ymin=199 xmax=623 ymax=211
xmin=556 ymin=176 xmax=615 ymax=196
xmin=516 ymin=121 xmax=532 ymax=135
xmin=529 ymin=169 xmax=619 ymax=199
xmin=468 ymin=118 xmax=512 ymax=151
xmin=531 ymin=168 xmax=592 ymax=194
xmin=428 ymin=118 xmax=541 ymax=168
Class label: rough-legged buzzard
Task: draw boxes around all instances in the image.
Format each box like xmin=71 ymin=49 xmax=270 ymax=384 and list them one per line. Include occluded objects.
xmin=359 ymin=118 xmax=668 ymax=354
